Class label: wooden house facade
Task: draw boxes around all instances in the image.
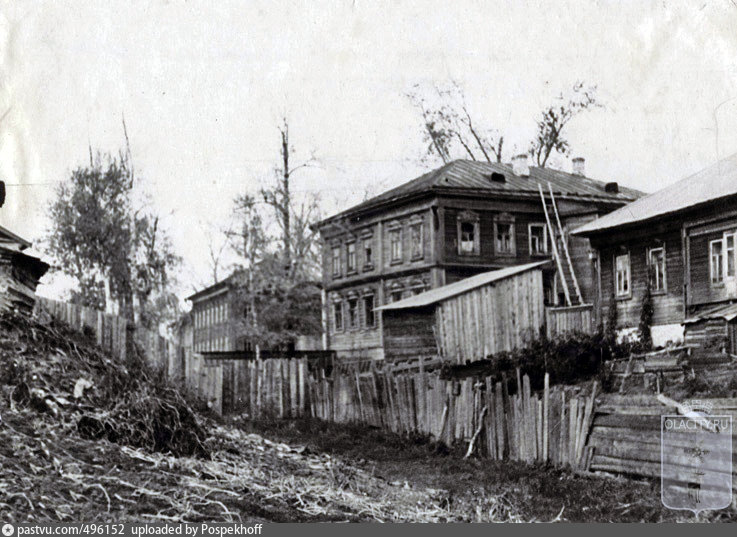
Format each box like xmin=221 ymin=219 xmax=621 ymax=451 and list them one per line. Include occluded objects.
xmin=573 ymin=152 xmax=737 ymax=348
xmin=316 ymin=157 xmax=642 ymax=361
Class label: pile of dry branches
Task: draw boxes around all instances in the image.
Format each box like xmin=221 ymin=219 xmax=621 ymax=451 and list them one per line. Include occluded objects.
xmin=0 ymin=311 xmax=207 ymax=457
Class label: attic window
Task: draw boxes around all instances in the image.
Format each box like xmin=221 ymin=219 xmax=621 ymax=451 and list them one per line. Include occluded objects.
xmin=605 ymin=182 xmax=619 ymax=193
xmin=490 ymin=172 xmax=506 ymax=183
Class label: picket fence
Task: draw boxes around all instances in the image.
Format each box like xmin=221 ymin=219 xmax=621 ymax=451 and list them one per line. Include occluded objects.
xmin=186 ymin=353 xmax=310 ymax=417
xmin=310 ymin=364 xmax=597 ymax=468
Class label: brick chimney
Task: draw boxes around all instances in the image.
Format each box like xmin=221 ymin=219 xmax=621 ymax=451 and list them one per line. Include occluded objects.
xmin=572 ymin=157 xmax=585 ymax=176
xmin=512 ymin=153 xmax=530 ymax=177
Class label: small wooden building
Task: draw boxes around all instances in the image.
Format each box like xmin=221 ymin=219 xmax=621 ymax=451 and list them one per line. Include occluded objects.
xmin=377 ymin=261 xmax=548 ymax=364
xmin=683 ymin=303 xmax=737 ymax=354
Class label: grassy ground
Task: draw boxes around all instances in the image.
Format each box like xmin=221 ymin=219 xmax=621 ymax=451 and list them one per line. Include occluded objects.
xmin=236 ymin=417 xmax=737 ymax=523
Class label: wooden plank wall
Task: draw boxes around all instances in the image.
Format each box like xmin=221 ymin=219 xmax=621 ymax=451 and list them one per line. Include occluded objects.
xmin=589 ymin=395 xmax=737 ymax=482
xmin=545 ymin=304 xmax=594 ymax=339
xmin=435 ymin=269 xmax=544 ymax=363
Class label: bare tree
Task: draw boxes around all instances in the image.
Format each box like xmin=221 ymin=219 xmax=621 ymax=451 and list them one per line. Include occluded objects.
xmin=260 ymin=118 xmax=317 ymax=269
xmin=529 ymin=82 xmax=602 ymax=168
xmin=407 ymin=82 xmax=505 ymax=164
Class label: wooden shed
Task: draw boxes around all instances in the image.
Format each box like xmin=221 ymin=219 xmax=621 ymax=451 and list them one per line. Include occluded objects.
xmin=683 ymin=303 xmax=737 ymax=354
xmin=377 ymin=261 xmax=548 ymax=364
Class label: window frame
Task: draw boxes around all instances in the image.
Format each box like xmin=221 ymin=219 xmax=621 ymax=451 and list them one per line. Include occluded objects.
xmin=363 ymin=237 xmax=374 ymax=270
xmin=528 ymin=223 xmax=548 ymax=255
xmin=331 ymin=245 xmax=342 ymax=277
xmin=494 ymin=214 xmax=516 ymax=256
xmin=647 ymin=246 xmax=667 ymax=294
xmin=409 ymin=222 xmax=424 ymax=260
xmin=614 ymin=252 xmax=631 ymax=299
xmin=711 ymin=238 xmax=725 ymax=285
xmin=363 ymin=294 xmax=376 ymax=329
xmin=456 ymin=211 xmax=480 ymax=256
xmin=725 ymin=232 xmax=736 ymax=279
xmin=333 ymin=299 xmax=344 ymax=332
xmin=389 ymin=228 xmax=403 ymax=264
xmin=346 ymin=240 xmax=357 ymax=274
xmin=347 ymin=297 xmax=359 ymax=330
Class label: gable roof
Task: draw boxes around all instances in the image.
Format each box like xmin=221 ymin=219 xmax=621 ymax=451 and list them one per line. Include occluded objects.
xmin=574 ymin=152 xmax=737 ymax=236
xmin=376 ymin=261 xmax=550 ymax=311
xmin=318 ymin=159 xmax=643 ymax=227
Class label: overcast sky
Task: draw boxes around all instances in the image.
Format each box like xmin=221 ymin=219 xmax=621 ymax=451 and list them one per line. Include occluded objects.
xmin=2 ymin=0 xmax=737 ymax=299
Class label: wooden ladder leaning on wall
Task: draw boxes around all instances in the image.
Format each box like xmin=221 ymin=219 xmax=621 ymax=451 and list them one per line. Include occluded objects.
xmin=537 ymin=183 xmax=584 ymax=306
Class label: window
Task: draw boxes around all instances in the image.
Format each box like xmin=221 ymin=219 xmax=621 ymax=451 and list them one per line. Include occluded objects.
xmin=332 ymin=246 xmax=341 ymax=276
xmin=529 ymin=224 xmax=548 ymax=255
xmin=410 ymin=223 xmax=423 ymax=259
xmin=647 ymin=247 xmax=666 ymax=293
xmin=348 ymin=298 xmax=359 ymax=329
xmin=390 ymin=229 xmax=402 ymax=262
xmin=615 ymin=253 xmax=631 ymax=297
xmin=347 ymin=242 xmax=356 ymax=273
xmin=459 ymin=222 xmax=475 ymax=253
xmin=364 ymin=238 xmax=373 ymax=268
xmin=333 ymin=300 xmax=343 ymax=331
xmin=363 ymin=294 xmax=375 ymax=328
xmin=711 ymin=239 xmax=724 ymax=284
xmin=496 ymin=223 xmax=513 ymax=254
xmin=727 ymin=234 xmax=736 ymax=278
xmin=456 ymin=211 xmax=480 ymax=255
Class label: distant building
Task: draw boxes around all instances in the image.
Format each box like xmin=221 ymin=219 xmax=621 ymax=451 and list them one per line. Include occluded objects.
xmin=573 ymin=152 xmax=737 ymax=349
xmin=315 ymin=157 xmax=642 ymax=361
xmin=187 ymin=274 xmax=249 ymax=353
xmin=186 ymin=272 xmax=322 ymax=354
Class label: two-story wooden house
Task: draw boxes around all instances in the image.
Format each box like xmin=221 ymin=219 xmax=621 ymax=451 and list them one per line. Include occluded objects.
xmin=316 ymin=156 xmax=642 ymax=361
xmin=573 ymin=152 xmax=737 ymax=349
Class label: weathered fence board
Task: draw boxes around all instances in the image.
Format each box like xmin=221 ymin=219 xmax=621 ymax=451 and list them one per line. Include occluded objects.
xmin=545 ymin=304 xmax=594 ymax=338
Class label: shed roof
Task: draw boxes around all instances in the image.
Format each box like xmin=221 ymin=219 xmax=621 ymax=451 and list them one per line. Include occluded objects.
xmin=376 ymin=261 xmax=549 ymax=311
xmin=574 ymin=152 xmax=737 ymax=236
xmin=683 ymin=302 xmax=737 ymax=324
xmin=318 ymin=159 xmax=643 ymax=227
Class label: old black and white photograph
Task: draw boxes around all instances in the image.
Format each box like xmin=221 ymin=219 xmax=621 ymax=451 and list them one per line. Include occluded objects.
xmin=1 ymin=0 xmax=737 ymax=527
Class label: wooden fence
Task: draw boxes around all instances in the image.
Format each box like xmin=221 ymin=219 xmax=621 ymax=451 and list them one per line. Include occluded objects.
xmin=34 ymin=297 xmax=182 ymax=376
xmin=309 ymin=365 xmax=597 ymax=469
xmin=545 ymin=304 xmax=594 ymax=339
xmin=310 ymin=364 xmax=737 ymax=484
xmin=34 ymin=297 xmax=312 ymax=418
xmin=188 ymin=354 xmax=310 ymax=417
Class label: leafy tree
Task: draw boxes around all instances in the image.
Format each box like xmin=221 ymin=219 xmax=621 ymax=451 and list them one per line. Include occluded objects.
xmin=46 ymin=152 xmax=180 ymax=327
xmin=529 ymin=82 xmax=601 ymax=168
